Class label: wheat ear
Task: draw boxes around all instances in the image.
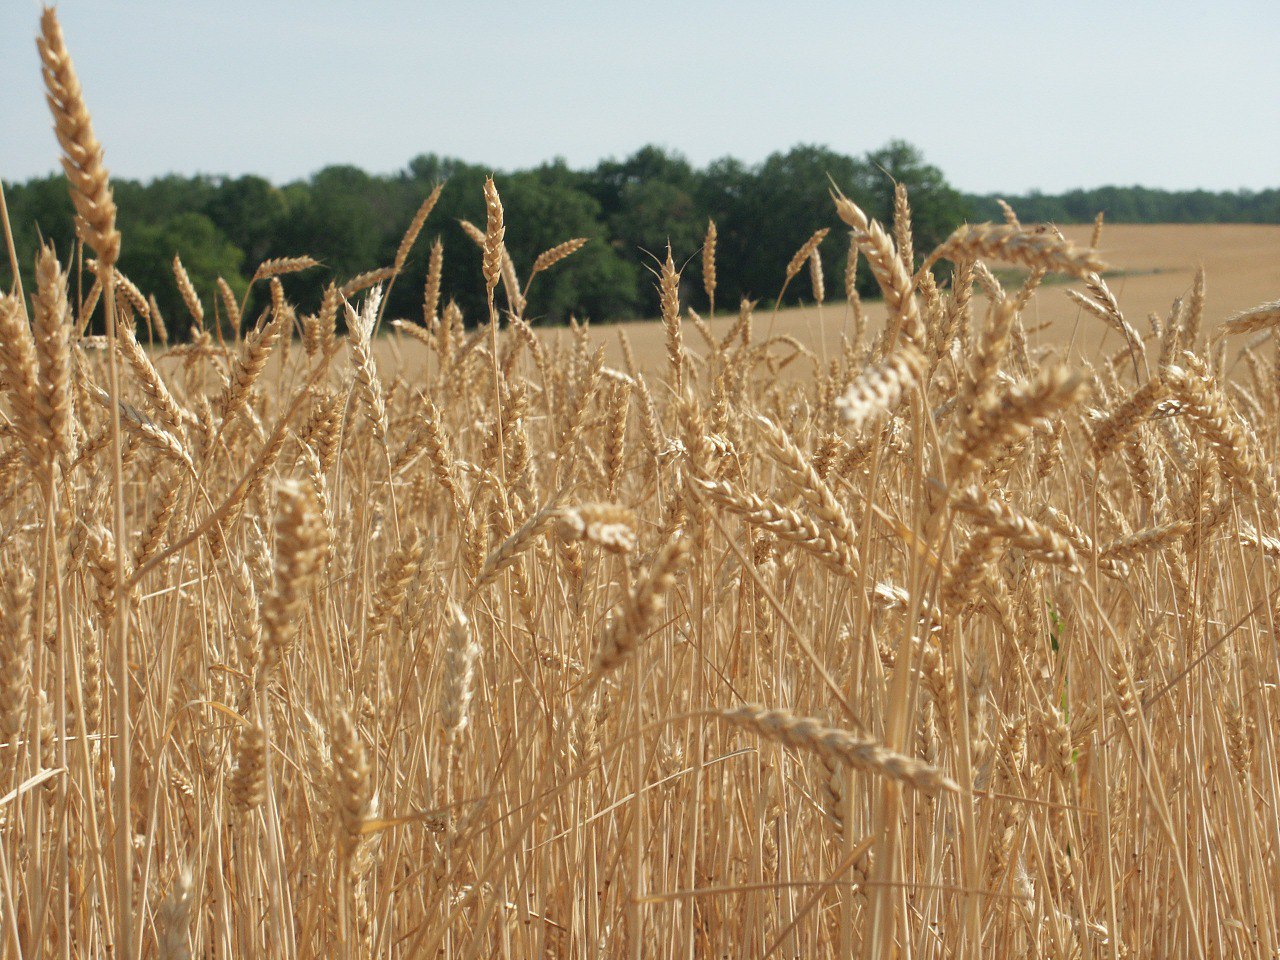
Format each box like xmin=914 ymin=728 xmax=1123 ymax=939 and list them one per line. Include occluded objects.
xmin=721 ymin=705 xmax=958 ymax=796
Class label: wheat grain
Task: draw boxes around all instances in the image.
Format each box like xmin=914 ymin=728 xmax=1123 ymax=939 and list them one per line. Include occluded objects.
xmin=786 ymin=229 xmax=830 ymax=281
xmin=721 ymin=705 xmax=958 ymax=795
xmin=923 ymin=222 xmax=1105 ymax=278
xmin=834 ymin=342 xmax=925 ymax=433
xmin=531 ymin=237 xmax=588 ymax=277
xmin=37 ymin=7 xmax=120 ymax=266
xmin=482 ymin=178 xmax=505 ymax=293
xmin=395 ymin=184 xmax=443 ymax=271
xmin=591 ymin=532 xmax=689 ymax=677
xmin=1221 ymin=299 xmax=1280 ymax=336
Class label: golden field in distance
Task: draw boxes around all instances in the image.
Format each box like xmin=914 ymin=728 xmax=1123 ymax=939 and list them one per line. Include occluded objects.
xmin=380 ymin=223 xmax=1276 ymax=373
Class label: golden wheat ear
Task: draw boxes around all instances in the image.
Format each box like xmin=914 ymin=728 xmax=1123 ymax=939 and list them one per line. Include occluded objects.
xmin=37 ymin=6 xmax=120 ymax=267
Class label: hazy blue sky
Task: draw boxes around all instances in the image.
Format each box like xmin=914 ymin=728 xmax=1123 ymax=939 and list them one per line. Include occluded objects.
xmin=2 ymin=0 xmax=1276 ymax=194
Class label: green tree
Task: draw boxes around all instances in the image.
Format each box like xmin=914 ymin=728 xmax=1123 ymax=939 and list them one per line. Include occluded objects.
xmin=704 ymin=145 xmax=868 ymax=307
xmin=499 ymin=164 xmax=640 ymax=320
xmin=0 ymin=176 xmax=76 ymax=292
xmin=863 ymin=140 xmax=968 ymax=261
xmin=117 ymin=212 xmax=244 ymax=335
xmin=204 ymin=175 xmax=289 ymax=266
xmin=965 ymin=185 xmax=1280 ymax=225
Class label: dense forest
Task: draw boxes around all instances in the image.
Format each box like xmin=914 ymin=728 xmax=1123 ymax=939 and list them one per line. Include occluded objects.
xmin=3 ymin=140 xmax=1276 ymax=334
xmin=966 ymin=186 xmax=1280 ymax=226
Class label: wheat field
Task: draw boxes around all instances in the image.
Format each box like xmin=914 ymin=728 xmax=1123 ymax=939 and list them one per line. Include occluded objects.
xmin=511 ymin=222 xmax=1280 ymax=378
xmin=5 ymin=8 xmax=1280 ymax=960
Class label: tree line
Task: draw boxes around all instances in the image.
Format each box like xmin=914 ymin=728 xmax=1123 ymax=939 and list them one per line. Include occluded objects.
xmin=966 ymin=185 xmax=1280 ymax=226
xmin=2 ymin=141 xmax=1275 ymax=335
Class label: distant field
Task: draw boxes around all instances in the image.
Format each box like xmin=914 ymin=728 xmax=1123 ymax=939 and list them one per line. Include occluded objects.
xmin=383 ymin=223 xmax=1280 ymax=375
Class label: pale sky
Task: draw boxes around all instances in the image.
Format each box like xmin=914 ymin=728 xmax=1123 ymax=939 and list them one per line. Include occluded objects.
xmin=2 ymin=0 xmax=1277 ymax=195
